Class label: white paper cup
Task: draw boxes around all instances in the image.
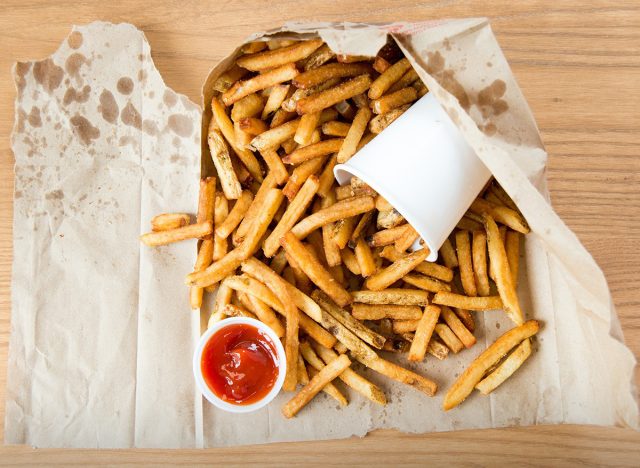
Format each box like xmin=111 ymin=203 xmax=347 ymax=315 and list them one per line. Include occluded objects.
xmin=193 ymin=317 xmax=286 ymax=413
xmin=334 ymin=93 xmax=491 ymax=261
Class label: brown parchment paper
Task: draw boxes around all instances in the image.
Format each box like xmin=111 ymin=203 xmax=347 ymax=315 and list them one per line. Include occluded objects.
xmin=5 ymin=19 xmax=638 ymax=449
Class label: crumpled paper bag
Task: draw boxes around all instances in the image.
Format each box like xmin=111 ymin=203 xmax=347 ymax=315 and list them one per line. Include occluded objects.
xmin=5 ymin=19 xmax=638 ymax=449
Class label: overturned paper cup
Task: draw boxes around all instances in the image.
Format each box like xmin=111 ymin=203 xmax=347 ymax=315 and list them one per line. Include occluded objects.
xmin=334 ymin=92 xmax=491 ymax=262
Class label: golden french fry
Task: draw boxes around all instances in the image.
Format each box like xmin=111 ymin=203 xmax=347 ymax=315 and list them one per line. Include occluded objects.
xmin=392 ymin=319 xmax=420 ymax=334
xmin=332 ymin=216 xmax=358 ymax=250
xmin=320 ymin=193 xmax=342 ymax=267
xmin=378 ymin=246 xmax=453 ymax=282
xmin=296 ymin=74 xmax=372 ymax=115
xmin=231 ymin=93 xmax=265 ymax=122
xmin=340 ymin=248 xmax=361 ymax=275
xmin=299 ymin=342 xmax=348 ymax=404
xmin=413 ymin=80 xmax=428 ymax=98
xmin=359 ymin=354 xmax=437 ymax=397
xmin=432 ymin=291 xmax=503 ymax=311
xmin=475 ymin=338 xmax=532 ymax=395
xmin=261 ymin=84 xmax=290 ymax=119
xmin=356 ymin=132 xmax=376 ymax=151
xmin=141 ymin=221 xmax=212 ymax=247
xmin=303 ymin=44 xmax=336 ymax=70
xmin=207 ymin=283 xmax=232 ymax=328
xmin=238 ymin=116 xmax=269 ymax=136
xmin=286 ymin=251 xmax=313 ymax=294
xmin=282 ymin=354 xmax=351 ymax=418
xmin=151 ymin=213 xmax=191 ymax=232
xmin=472 ymin=230 xmax=491 ymax=296
xmin=350 ymin=177 xmax=377 ymax=198
xmin=283 ymin=295 xmax=300 ymax=392
xmin=239 ymin=189 xmax=284 ymax=258
xmin=484 ymin=214 xmax=523 ymax=325
xmin=306 ymin=365 xmax=348 ymax=406
xmin=233 ymin=173 xmax=278 ymax=245
xmin=267 ymin=38 xmax=299 ymax=50
xmin=246 ymin=294 xmax=285 ymax=337
xmin=207 ymin=126 xmax=242 ymax=200
xmin=240 ymin=40 xmax=267 ymax=54
xmin=214 ymin=190 xmax=253 ymax=239
xmin=190 ymin=239 xmax=214 ymax=309
xmin=402 ymin=273 xmax=451 ymax=293
xmin=373 ymin=56 xmax=391 ymax=73
xmin=223 ymin=63 xmax=299 ymax=106
xmin=367 ymin=225 xmax=410 ymax=247
xmin=322 ymin=120 xmax=351 ymax=137
xmin=490 ymin=182 xmax=519 ymax=212
xmin=456 ymin=230 xmax=477 ymax=297
xmin=457 ymin=216 xmax=483 ymax=232
xmin=293 ymin=111 xmax=320 ymax=146
xmin=369 ymin=104 xmax=410 ymax=134
xmin=365 ymin=248 xmax=429 ymax=291
xmin=439 ymin=238 xmax=459 ymax=269
xmin=297 ymin=352 xmax=309 ymax=385
xmin=443 ymin=320 xmax=540 ymax=410
xmin=352 ymin=289 xmax=429 ymax=306
xmin=337 ymin=54 xmax=372 ymax=63
xmin=394 ymin=225 xmax=419 ymax=253
xmin=441 ymin=306 xmax=475 ymax=349
xmin=294 ymin=62 xmax=372 ymax=89
xmin=352 ymin=304 xmax=422 ymax=321
xmin=282 ymin=156 xmax=327 ymax=201
xmin=505 ymin=230 xmax=520 ymax=287
xmin=471 ymin=198 xmax=530 ymax=234
xmin=258 ymin=148 xmax=288 ymax=185
xmin=222 ymin=303 xmax=256 ymax=319
xmin=186 ymin=246 xmax=245 ymax=287
xmin=212 ymin=64 xmax=249 ymax=93
xmin=427 ymin=338 xmax=450 ymax=361
xmin=435 ymin=323 xmax=464 ymax=354
xmin=337 ymin=106 xmax=372 ymax=163
xmin=408 ymin=305 xmax=440 ymax=361
xmin=212 ymin=193 xmax=229 ymax=261
xmin=388 ymin=69 xmax=420 ymax=93
xmin=371 ymin=86 xmax=417 ymax=114
xmin=237 ymin=38 xmax=323 ymax=71
xmin=354 ymin=237 xmax=377 ymax=278
xmin=335 ymin=185 xmax=353 ymax=201
xmin=376 ymin=208 xmax=405 ymax=229
xmin=368 ymin=58 xmax=412 ymax=99
xmin=313 ymin=154 xmax=337 ymax=198
xmin=282 ymin=138 xmax=344 ymax=165
xmin=350 ymin=212 xmax=374 ymax=247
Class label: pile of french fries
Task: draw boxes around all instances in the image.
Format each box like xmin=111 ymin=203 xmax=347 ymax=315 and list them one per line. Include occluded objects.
xmin=140 ymin=37 xmax=540 ymax=416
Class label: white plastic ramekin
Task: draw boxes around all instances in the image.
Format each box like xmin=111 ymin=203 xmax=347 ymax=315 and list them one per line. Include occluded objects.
xmin=193 ymin=317 xmax=286 ymax=413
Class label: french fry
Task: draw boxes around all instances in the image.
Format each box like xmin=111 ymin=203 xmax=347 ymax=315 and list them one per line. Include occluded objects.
xmin=237 ymin=38 xmax=323 ymax=71
xmin=282 ymin=354 xmax=351 ymax=418
xmin=337 ymin=54 xmax=372 ymax=63
xmin=282 ymin=156 xmax=327 ymax=201
xmin=350 ymin=212 xmax=375 ymax=247
xmin=303 ymin=43 xmax=336 ymax=70
xmin=234 ymin=121 xmax=252 ymax=148
xmin=376 ymin=208 xmax=405 ymax=229
xmin=367 ymin=225 xmax=410 ymax=247
xmin=296 ymin=75 xmax=372 ymax=115
xmin=341 ymin=248 xmax=361 ymax=275
xmin=484 ymin=214 xmax=523 ymax=325
xmin=207 ymin=126 xmax=242 ymax=200
xmin=470 ymin=198 xmax=530 ymax=234
xmin=246 ymin=294 xmax=285 ymax=337
xmin=212 ymin=64 xmax=249 ymax=93
xmin=223 ymin=63 xmax=299 ymax=106
xmin=365 ymin=248 xmax=429 ymax=291
xmin=373 ymin=56 xmax=391 ymax=73
xmin=282 ymin=138 xmax=344 ymax=165
xmin=428 ymin=338 xmax=450 ymax=361
xmin=439 ymin=238 xmax=459 ymax=269
xmin=286 ymin=251 xmax=312 ymax=294
xmin=332 ymin=216 xmax=358 ymax=250
xmin=141 ymin=221 xmax=212 ymax=247
xmin=354 ymin=237 xmax=377 ymax=277
xmin=352 ymin=304 xmax=422 ymax=321
xmin=239 ymin=188 xmax=284 ymax=258
xmin=388 ymin=68 xmax=420 ymax=93
xmin=408 ymin=305 xmax=440 ymax=361
xmin=443 ymin=320 xmax=540 ymax=410
xmin=317 ymin=154 xmax=339 ymax=198
xmin=489 ymin=182 xmax=519 ymax=212
xmin=282 ymin=266 xmax=296 ymax=285
xmin=240 ymin=40 xmax=267 ymax=54
xmin=379 ymin=246 xmax=454 ymax=282
xmin=441 ymin=306 xmax=476 ymax=349
xmin=352 ymin=289 xmax=429 ymax=306
xmin=214 ymin=190 xmax=253 ymax=240
xmin=454 ymin=307 xmax=475 ymax=333
xmin=231 ymin=93 xmax=265 ymax=122
xmin=413 ymin=80 xmax=428 ymax=98
xmin=434 ymin=323 xmax=464 ymax=354
xmin=369 ymin=104 xmax=410 ymax=133
xmin=350 ymin=177 xmax=377 ymax=198
xmin=335 ymin=185 xmax=353 ymax=201
xmin=187 ymin=246 xmax=245 ymax=287
xmin=291 ymin=195 xmax=375 ymax=240
xmin=394 ymin=225 xmax=420 ymax=253
xmin=359 ymin=355 xmax=437 ymax=397
xmin=334 ymin=99 xmax=356 ymax=120
xmin=294 ymin=62 xmax=372 ymax=89
xmin=252 ymin=117 xmax=301 ymax=151
xmin=322 ymin=120 xmax=351 ymax=137
xmin=190 ymin=239 xmax=214 ymax=309
xmin=456 ymin=230 xmax=477 ymax=297
xmin=264 ymin=175 xmax=319 ymax=257
xmin=306 ymin=365 xmax=348 ymax=406
xmin=432 ymin=291 xmax=503 ymax=311
xmin=261 ymin=84 xmax=290 ymax=119
xmin=293 ymin=111 xmax=320 ymax=146
xmin=457 ymin=216 xmax=483 ymax=232
xmin=392 ymin=319 xmax=420 ymax=334
xmin=368 ymin=57 xmax=412 ymax=99
xmin=356 ymin=132 xmax=376 ymax=151
xmin=371 ymin=86 xmax=417 ymax=114
xmin=267 ymin=38 xmax=299 ymax=50
xmin=321 ymin=194 xmax=342 ymax=267
xmin=212 ymin=193 xmax=229 ymax=261
xmin=283 ymin=79 xmax=341 ymax=112
xmin=233 ymin=173 xmax=278 ymax=245
xmin=475 ymin=338 xmax=532 ymax=395
xmin=283 ymin=295 xmax=300 ymax=391
xmin=238 ymin=117 xmax=269 ymax=136
xmin=505 ymin=230 xmax=520 ymax=287
xmin=297 ymin=353 xmax=309 ymax=385
xmin=207 ymin=283 xmax=232 ymax=328
xmin=271 ymin=108 xmax=297 ymax=129
xmin=337 ymin=106 xmax=372 ymax=163
xmin=222 ymin=275 xmax=282 ymax=313
xmin=472 ymin=230 xmax=490 ymax=296
xmin=257 ymin=149 xmax=287 ymax=185
xmin=222 ymin=303 xmax=256 ymax=319
xmin=402 ymin=273 xmax=451 ymax=293
xmin=151 ymin=213 xmax=190 ymax=231
xmin=300 ymin=342 xmax=348 ymax=399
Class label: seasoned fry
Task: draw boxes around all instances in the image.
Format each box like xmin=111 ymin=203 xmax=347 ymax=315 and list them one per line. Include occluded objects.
xmin=354 ymin=237 xmax=377 ymax=277
xmin=317 ymin=154 xmax=339 ymax=198
xmin=240 ymin=40 xmax=267 ymax=54
xmin=336 ymin=106 xmax=372 ymax=163
xmin=367 ymin=225 xmax=410 ymax=247
xmin=212 ymin=193 xmax=229 ymax=261
xmin=441 ymin=306 xmax=476 ymax=349
xmin=281 ymin=233 xmax=352 ymax=307
xmin=368 ymin=58 xmax=412 ymax=99
xmin=282 ymin=138 xmax=344 ymax=165
xmin=350 ymin=177 xmax=377 ymax=198
xmin=439 ymin=238 xmax=459 ymax=268
xmin=238 ymin=117 xmax=269 ymax=136
xmin=291 ymin=195 xmax=375 ymax=240
xmin=475 ymin=338 xmax=532 ymax=394
xmin=484 ymin=214 xmax=523 ymax=325
xmin=214 ymin=191 xmax=253 ymax=239
xmin=264 ymin=175 xmax=320 ymax=257
xmin=246 ymin=294 xmax=285 ymax=337
xmin=359 ymin=355 xmax=437 ymax=397
xmin=222 ymin=303 xmax=256 ymax=319
xmin=321 ymin=195 xmax=342 ymax=267
xmin=332 ymin=216 xmax=358 ymax=250
xmin=299 ymin=343 xmax=348 ymax=404
xmin=297 ymin=353 xmax=310 ymax=385
xmin=293 ymin=62 xmax=372 ymax=89
xmin=505 ymin=230 xmax=520 ymax=287
xmin=456 ymin=230 xmax=477 ymax=297
xmin=388 ymin=68 xmax=420 ymax=93
xmin=427 ymin=338 xmax=450 ymax=361
xmin=392 ymin=319 xmax=420 ymax=334
xmin=223 ymin=63 xmax=299 ymax=106
xmin=352 ymin=289 xmax=429 ymax=306
xmin=470 ymin=199 xmax=530 ymax=234
xmin=267 ymin=38 xmax=298 ymax=50
xmin=303 ymin=44 xmax=336 ymax=70
xmin=434 ymin=323 xmax=464 ymax=354
xmin=334 ymin=99 xmax=356 ymax=120
xmin=339 ymin=248 xmax=360 ymax=275
xmin=373 ymin=56 xmax=391 ymax=73
xmin=296 ymin=74 xmax=372 ymax=115
xmin=376 ymin=208 xmax=405 ymax=229
xmin=350 ymin=212 xmax=374 ymax=247
xmin=322 ymin=120 xmax=351 ymax=137
xmin=207 ymin=126 xmax=242 ymax=200
xmin=231 ymin=93 xmax=265 ymax=122
xmin=212 ymin=64 xmax=249 ymax=93
xmin=233 ymin=172 xmax=278 ymax=245
xmin=187 ymin=246 xmax=245 ymax=287
xmin=369 ymin=104 xmax=409 ymax=134
xmin=337 ymin=54 xmax=371 ymax=63
xmin=141 ymin=221 xmax=212 ymax=247
xmin=352 ymin=303 xmax=422 ymax=321
xmin=443 ymin=320 xmax=540 ymax=410
xmin=284 ymin=79 xmax=342 ymax=113
xmin=306 ymin=365 xmax=348 ymax=406
xmin=408 ymin=305 xmax=440 ymax=361
xmin=237 ymin=38 xmax=323 ymax=71
xmin=223 ymin=274 xmax=282 ymax=313
xmin=374 ymin=195 xmax=392 ymax=211
xmin=207 ymin=283 xmax=232 ymax=327
xmin=371 ymin=86 xmax=417 ymax=114
xmin=365 ymin=248 xmax=429 ymax=291
xmin=251 ymin=118 xmax=300 ymax=151
xmin=403 ymin=273 xmax=451 ymax=293
xmin=282 ymin=354 xmax=351 ymax=418
xmin=432 ymin=291 xmax=503 ymax=311
xmin=379 ymin=246 xmax=454 ymax=282
xmin=394 ymin=225 xmax=420 ymax=253
xmin=472 ymin=230 xmax=490 ymax=296
xmin=293 ymin=111 xmax=320 ymax=146
xmin=151 ymin=213 xmax=190 ymax=232
xmin=489 ymin=182 xmax=519 ymax=212
xmin=282 ymin=156 xmax=327 ymax=200
xmin=261 ymin=84 xmax=290 ymax=119
xmin=239 ymin=189 xmax=284 ymax=258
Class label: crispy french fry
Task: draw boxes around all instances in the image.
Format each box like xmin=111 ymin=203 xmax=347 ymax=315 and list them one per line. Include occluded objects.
xmin=306 ymin=365 xmax=348 ymax=405
xmin=388 ymin=68 xmax=420 ymax=93
xmin=299 ymin=342 xmax=348 ymax=403
xmin=369 ymin=104 xmax=410 ymax=134
xmin=282 ymin=156 xmax=327 ymax=201
xmin=337 ymin=106 xmax=372 ymax=163
xmin=376 ymin=208 xmax=405 ymax=229
xmin=457 ymin=216 xmax=483 ymax=232
xmin=246 ymin=294 xmax=285 ymax=337
xmin=335 ymin=185 xmax=353 ymax=201
xmin=261 ymin=84 xmax=290 ymax=119
xmin=472 ymin=230 xmax=491 ymax=296
xmin=250 ymin=118 xmax=300 ymax=151
xmin=340 ymin=248 xmax=361 ymax=275
xmin=283 ymin=296 xmax=300 ymax=391
xmin=141 ymin=221 xmax=212 ymax=247
xmin=322 ymin=120 xmax=351 ymax=137
xmin=352 ymin=304 xmax=422 ymax=321
xmin=223 ymin=275 xmax=282 ymax=312
xmin=258 ymin=148 xmax=288 ymax=185
xmin=373 ymin=56 xmax=391 ymax=73
xmin=284 ymin=79 xmax=342 ymax=113
xmin=392 ymin=319 xmax=420 ymax=334
xmin=293 ymin=111 xmax=320 ymax=146
xmin=367 ymin=225 xmax=410 ymax=247
xmin=490 ymin=182 xmax=519 ymax=212
xmin=443 ymin=320 xmax=540 ymax=410
xmin=151 ymin=213 xmax=191 ymax=231
xmin=350 ymin=212 xmax=374 ymax=247
xmin=186 ymin=246 xmax=245 ymax=287
xmin=303 ymin=44 xmax=336 ymax=71
xmin=234 ymin=121 xmax=252 ymax=148
xmin=484 ymin=214 xmax=523 ymax=325
xmin=359 ymin=355 xmax=437 ymax=397
xmin=233 ymin=173 xmax=278 ymax=245
xmin=212 ymin=193 xmax=229 ymax=261
xmin=408 ymin=305 xmax=440 ymax=361
xmin=456 ymin=230 xmax=477 ymax=297
xmin=214 ymin=190 xmax=253 ymax=240
xmin=427 ymin=338 xmax=450 ymax=360
xmin=223 ymin=63 xmax=299 ymax=106
xmin=212 ymin=64 xmax=249 ymax=93
xmin=352 ymin=289 xmax=429 ymax=306
xmin=320 ymin=193 xmax=342 ymax=267
xmin=317 ymin=154 xmax=339 ymax=198
xmin=453 ymin=306 xmax=475 ymax=333
xmin=240 ymin=40 xmax=267 ymax=54
xmin=471 ymin=198 xmax=530 ymax=234
xmin=294 ymin=62 xmax=372 ymax=89
xmin=283 ymin=138 xmax=344 ymax=165
xmin=394 ymin=225 xmax=419 ymax=253
xmin=439 ymin=238 xmax=459 ymax=268
xmin=475 ymin=338 xmax=532 ymax=394
xmin=282 ymin=354 xmax=351 ymax=418
xmin=207 ymin=283 xmax=232 ymax=328
xmin=238 ymin=116 xmax=268 ymax=136
xmin=264 ymin=175 xmax=319 ymax=257
xmin=356 ymin=132 xmax=376 ymax=151
xmin=368 ymin=58 xmax=412 ymax=99
xmin=332 ymin=216 xmax=358 ymax=250
xmin=505 ymin=230 xmax=520 ymax=287
xmin=378 ymin=246 xmax=454 ymax=282
xmin=190 ymin=239 xmax=214 ymax=309
xmin=350 ymin=177 xmax=377 ymax=198
xmin=365 ymin=248 xmax=429 ymax=291
xmin=231 ymin=93 xmax=265 ymax=122
xmin=354 ymin=237 xmax=377 ymax=277
xmin=432 ymin=291 xmax=503 ymax=311
xmin=237 ymin=38 xmax=323 ymax=71
xmin=413 ymin=80 xmax=428 ymax=98
xmin=291 ymin=195 xmax=375 ymax=240
xmin=371 ymin=86 xmax=417 ymax=114
xmin=286 ymin=251 xmax=312 ymax=294
xmin=268 ymin=249 xmax=287 ymax=275
xmin=239 ymin=188 xmax=284 ymax=258
xmin=435 ymin=323 xmax=464 ymax=354
xmin=441 ymin=306 xmax=475 ymax=349
xmin=297 ymin=353 xmax=309 ymax=385
xmin=337 ymin=54 xmax=371 ymax=63
xmin=267 ymin=38 xmax=299 ymax=50
xmin=296 ymin=75 xmax=372 ymax=115
xmin=222 ymin=303 xmax=256 ymax=319
xmin=271 ymin=108 xmax=297 ymax=129
xmin=402 ymin=273 xmax=451 ymax=293
xmin=207 ymin=126 xmax=242 ymax=200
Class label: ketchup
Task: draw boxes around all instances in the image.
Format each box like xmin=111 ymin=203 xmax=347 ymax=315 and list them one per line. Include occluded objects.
xmin=201 ymin=323 xmax=279 ymax=405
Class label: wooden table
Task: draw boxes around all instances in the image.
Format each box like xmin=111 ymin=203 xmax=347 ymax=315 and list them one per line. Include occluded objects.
xmin=0 ymin=1 xmax=638 ymax=465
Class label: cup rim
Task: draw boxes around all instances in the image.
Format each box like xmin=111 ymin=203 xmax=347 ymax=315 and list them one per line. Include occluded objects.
xmin=193 ymin=316 xmax=286 ymax=414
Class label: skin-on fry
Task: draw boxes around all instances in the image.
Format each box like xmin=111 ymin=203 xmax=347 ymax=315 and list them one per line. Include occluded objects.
xmin=484 ymin=214 xmax=524 ymax=325
xmin=237 ymin=38 xmax=323 ymax=71
xmin=282 ymin=138 xmax=344 ymax=165
xmin=207 ymin=126 xmax=242 ymax=200
xmin=264 ymin=175 xmax=319 ymax=257
xmin=371 ymin=86 xmax=417 ymax=114
xmin=456 ymin=230 xmax=477 ymax=297
xmin=231 ymin=93 xmax=265 ymax=122
xmin=141 ymin=221 xmax=212 ymax=247
xmin=291 ymin=195 xmax=375 ymax=240
xmin=239 ymin=189 xmax=284 ymax=258
xmin=282 ymin=354 xmax=351 ymax=418
xmin=294 ymin=62 xmax=372 ymax=89
xmin=222 ymin=63 xmax=299 ymax=106
xmin=306 ymin=365 xmax=348 ymax=406
xmin=392 ymin=319 xmax=420 ymax=334
xmin=367 ymin=225 xmax=410 ymax=247
xmin=394 ymin=225 xmax=420 ymax=253
xmin=233 ymin=173 xmax=278 ymax=245
xmin=322 ymin=121 xmax=351 ymax=137
xmin=368 ymin=57 xmax=412 ymax=99
xmin=378 ymin=246 xmax=454 ymax=282
xmin=365 ymin=248 xmax=429 ymax=291
xmin=472 ymin=230 xmax=491 ymax=296
xmin=296 ymin=74 xmax=372 ymax=115
xmin=441 ymin=306 xmax=476 ymax=349
xmin=281 ymin=233 xmax=352 ymax=307
xmin=352 ymin=289 xmax=429 ymax=306
xmin=354 ymin=237 xmax=377 ymax=277
xmin=214 ymin=190 xmax=253 ymax=239
xmin=321 ymin=195 xmax=342 ymax=268
xmin=439 ymin=238 xmax=459 ymax=268
xmin=259 ymin=148 xmax=288 ymax=185
xmin=212 ymin=193 xmax=229 ymax=261
xmin=332 ymin=216 xmax=358 ymax=250
xmin=432 ymin=291 xmax=503 ymax=311
xmin=443 ymin=320 xmax=540 ymax=410
xmin=186 ymin=246 xmax=245 ymax=287
xmin=369 ymin=104 xmax=410 ymax=134
xmin=212 ymin=64 xmax=249 ymax=93
xmin=428 ymin=338 xmax=450 ymax=361
xmin=312 ymin=290 xmax=386 ymax=349
xmin=336 ymin=106 xmax=372 ymax=163
xmin=151 ymin=213 xmax=190 ymax=231
xmin=505 ymin=230 xmax=520 ymax=287
xmin=302 ymin=43 xmax=335 ymax=70
xmin=359 ymin=355 xmax=437 ymax=397
xmin=475 ymin=338 xmax=532 ymax=395
xmin=352 ymin=304 xmax=422 ymax=321
xmin=408 ymin=305 xmax=440 ymax=361
xmin=402 ymin=273 xmax=451 ymax=293
xmin=470 ymin=198 xmax=530 ymax=234
xmin=434 ymin=323 xmax=464 ymax=354
xmin=261 ymin=84 xmax=290 ymax=119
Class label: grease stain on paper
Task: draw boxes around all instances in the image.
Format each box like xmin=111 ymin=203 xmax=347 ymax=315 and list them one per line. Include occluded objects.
xmin=168 ymin=114 xmax=193 ymax=138
xmin=70 ymin=115 xmax=100 ymax=146
xmin=33 ymin=58 xmax=64 ymax=93
xmin=63 ymin=85 xmax=91 ymax=105
xmin=117 ymin=77 xmax=134 ymax=95
xmin=98 ymin=90 xmax=118 ymax=124
xmin=121 ymin=102 xmax=141 ymax=129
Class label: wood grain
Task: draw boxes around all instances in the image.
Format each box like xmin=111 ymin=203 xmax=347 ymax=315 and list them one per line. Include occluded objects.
xmin=0 ymin=0 xmax=638 ymax=465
